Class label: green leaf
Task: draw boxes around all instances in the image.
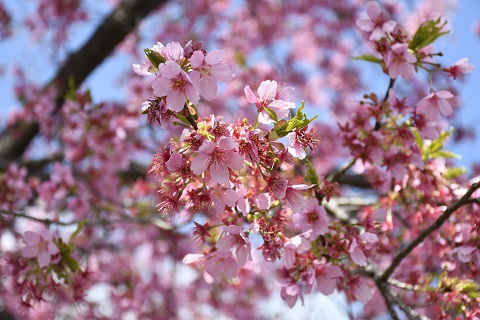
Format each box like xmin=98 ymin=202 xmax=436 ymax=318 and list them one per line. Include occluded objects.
xmin=305 ymin=159 xmax=319 ymax=185
xmin=427 ymin=128 xmax=453 ymax=154
xmin=444 ymin=167 xmax=466 ymax=179
xmin=143 ymin=48 xmax=166 ymax=69
xmin=467 ymin=291 xmax=480 ymax=299
xmin=411 ymin=128 xmax=424 ymax=150
xmin=430 ymin=150 xmax=462 ymax=159
xmin=263 ymin=106 xmax=278 ymax=123
xmin=351 ymin=54 xmax=382 ymax=64
xmin=274 ymin=102 xmax=318 ymax=137
xmin=409 ymin=18 xmax=450 ymax=51
xmin=175 ymin=113 xmax=192 ymax=127
xmin=69 ymin=221 xmax=85 ymax=245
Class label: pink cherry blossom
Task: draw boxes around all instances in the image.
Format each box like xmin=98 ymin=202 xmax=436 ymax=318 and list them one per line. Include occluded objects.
xmin=286 ymin=127 xmax=319 ymax=159
xmin=416 ymin=90 xmax=454 ymax=119
xmin=216 ymin=225 xmax=252 ymax=267
xmin=191 ymin=137 xmax=244 ymax=184
xmin=132 ymin=60 xmax=154 ymax=76
xmin=283 ymin=234 xmax=310 ymax=269
xmin=452 ymin=246 xmax=477 ymax=263
xmin=446 ymin=58 xmax=475 ymax=81
xmin=160 ymin=41 xmax=184 ymax=61
xmin=315 ymin=263 xmax=343 ymax=295
xmin=209 ymin=183 xmax=238 ymax=216
xmin=356 ymin=1 xmax=397 ymax=41
xmin=388 ymin=88 xmax=413 ymax=116
xmin=204 ymin=251 xmax=239 ymax=279
xmin=351 ymin=277 xmax=374 ymax=304
xmin=349 ymin=232 xmax=378 ymax=267
xmin=293 ymin=198 xmax=328 ymax=239
xmin=244 ymin=80 xmax=295 ymax=124
xmin=151 ymin=60 xmax=199 ymax=112
xmin=280 ymin=283 xmax=303 ymax=308
xmin=385 ymin=43 xmax=417 ymax=80
xmin=190 ymin=50 xmax=235 ymax=100
xmin=21 ymin=230 xmax=59 ymax=268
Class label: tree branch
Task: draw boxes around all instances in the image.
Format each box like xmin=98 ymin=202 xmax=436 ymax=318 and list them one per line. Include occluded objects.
xmin=0 ymin=0 xmax=169 ymax=164
xmin=0 ymin=209 xmax=174 ymax=229
xmin=381 ymin=181 xmax=480 ymax=281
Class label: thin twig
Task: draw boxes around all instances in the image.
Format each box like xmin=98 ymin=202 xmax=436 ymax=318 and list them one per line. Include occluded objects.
xmin=381 ymin=181 xmax=480 ymax=281
xmin=0 ymin=209 xmax=174 ymax=229
xmin=328 ymin=157 xmax=357 ymax=183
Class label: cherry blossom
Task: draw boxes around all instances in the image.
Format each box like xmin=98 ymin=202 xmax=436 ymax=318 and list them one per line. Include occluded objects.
xmin=191 ymin=137 xmax=244 ymax=184
xmin=385 ymin=43 xmax=417 ymax=80
xmin=315 ymin=263 xmax=343 ymax=295
xmin=244 ymin=80 xmax=295 ymax=124
xmin=357 ymin=1 xmax=397 ymax=41
xmin=416 ymin=90 xmax=454 ymax=119
xmin=190 ymin=50 xmax=235 ymax=100
xmin=216 ymin=225 xmax=252 ymax=267
xmin=445 ymin=57 xmax=475 ymax=81
xmin=21 ymin=230 xmax=59 ymax=268
xmin=151 ymin=60 xmax=199 ymax=112
xmin=204 ymin=251 xmax=239 ymax=279
xmin=293 ymin=198 xmax=329 ymax=239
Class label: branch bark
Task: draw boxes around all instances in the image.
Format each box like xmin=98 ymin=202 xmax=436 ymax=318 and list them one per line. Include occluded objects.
xmin=0 ymin=0 xmax=169 ymax=165
xmin=381 ymin=181 xmax=480 ymax=281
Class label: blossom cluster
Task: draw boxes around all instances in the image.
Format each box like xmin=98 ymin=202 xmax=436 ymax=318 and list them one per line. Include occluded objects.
xmin=130 ymin=1 xmax=478 ymax=313
xmin=2 ymin=0 xmax=480 ymax=318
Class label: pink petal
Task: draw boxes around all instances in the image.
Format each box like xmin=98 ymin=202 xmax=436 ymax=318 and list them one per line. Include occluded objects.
xmin=166 ymin=152 xmax=183 ymax=171
xmin=205 ymin=50 xmax=225 ymax=65
xmin=258 ymin=110 xmax=274 ymax=124
xmin=356 ymin=18 xmax=374 ymax=32
xmin=151 ymin=77 xmax=172 ymax=97
xmin=166 ymin=90 xmax=186 ymax=112
xmin=269 ymin=100 xmax=294 ymax=119
xmin=218 ymin=137 xmax=238 ymax=151
xmin=366 ymin=1 xmax=381 ymax=19
xmin=191 ymin=153 xmax=211 ymax=175
xmin=182 ymin=253 xmax=204 ymax=264
xmin=360 ymin=232 xmax=378 ymax=243
xmin=21 ymin=246 xmax=38 ymax=258
xmin=199 ymin=76 xmax=218 ymax=101
xmin=159 ymin=60 xmax=182 ymax=78
xmin=48 ymin=242 xmax=59 ymax=255
xmin=224 ymin=225 xmax=242 ymax=235
xmin=223 ymin=188 xmax=239 ymax=207
xmin=438 ymin=99 xmax=452 ymax=116
xmin=244 ymin=86 xmax=258 ymax=103
xmin=216 ymin=234 xmax=234 ymax=252
xmin=37 ymin=251 xmax=50 ymax=268
xmin=351 ymin=248 xmax=367 ymax=266
xmin=436 ymin=90 xmax=454 ymax=99
xmin=235 ymin=246 xmax=248 ymax=267
xmin=198 ymin=140 xmax=216 ymax=153
xmin=210 ymin=160 xmax=230 ymax=184
xmin=257 ymin=80 xmax=277 ymax=100
xmin=190 ymin=50 xmax=204 ymax=68
xmin=211 ymin=64 xmax=234 ymax=82
xmin=24 ymin=231 xmax=40 ymax=245
xmin=370 ymin=28 xmax=385 ymax=41
xmin=222 ymin=256 xmax=239 ymax=279
xmin=317 ymin=277 xmax=336 ymax=295
xmin=184 ymin=83 xmax=200 ymax=104
xmin=383 ymin=20 xmax=397 ymax=33
xmin=225 ymin=151 xmax=244 ymax=171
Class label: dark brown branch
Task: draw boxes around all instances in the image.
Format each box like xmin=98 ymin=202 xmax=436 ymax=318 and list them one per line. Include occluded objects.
xmin=0 ymin=0 xmax=169 ymax=165
xmin=381 ymin=181 xmax=480 ymax=281
xmin=359 ymin=266 xmax=430 ymax=320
